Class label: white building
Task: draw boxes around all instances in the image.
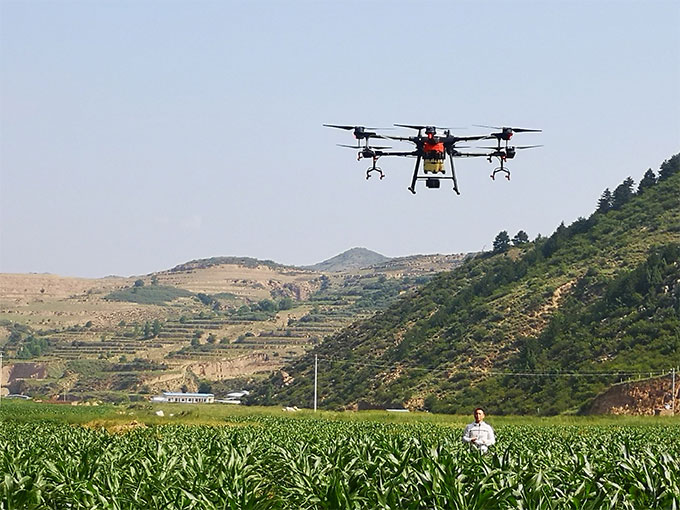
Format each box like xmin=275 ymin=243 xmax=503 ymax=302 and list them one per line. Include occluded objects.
xmin=151 ymin=392 xmax=215 ymax=404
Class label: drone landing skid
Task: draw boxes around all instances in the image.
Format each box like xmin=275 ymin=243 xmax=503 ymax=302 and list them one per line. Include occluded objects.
xmin=366 ymin=166 xmax=384 ymax=180
xmin=409 ymin=175 xmax=460 ymax=195
xmin=491 ymin=167 xmax=511 ymax=180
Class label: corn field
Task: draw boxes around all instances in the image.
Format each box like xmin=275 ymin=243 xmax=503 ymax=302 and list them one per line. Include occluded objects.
xmin=2 ymin=417 xmax=679 ymax=509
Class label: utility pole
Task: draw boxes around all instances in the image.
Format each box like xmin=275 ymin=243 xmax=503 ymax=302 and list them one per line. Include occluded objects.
xmin=314 ymin=355 xmax=318 ymax=413
xmin=673 ymin=367 xmax=676 ymax=417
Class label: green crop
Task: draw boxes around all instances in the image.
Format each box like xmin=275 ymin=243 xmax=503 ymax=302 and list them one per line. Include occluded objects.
xmin=1 ymin=417 xmax=678 ymax=509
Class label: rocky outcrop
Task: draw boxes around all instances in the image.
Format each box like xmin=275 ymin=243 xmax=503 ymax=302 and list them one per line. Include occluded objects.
xmin=187 ymin=353 xmax=271 ymax=381
xmin=586 ymin=375 xmax=678 ymax=415
xmin=1 ymin=362 xmax=49 ymax=394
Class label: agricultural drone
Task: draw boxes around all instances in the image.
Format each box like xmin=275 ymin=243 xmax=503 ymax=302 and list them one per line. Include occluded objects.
xmin=324 ymin=123 xmax=541 ymax=194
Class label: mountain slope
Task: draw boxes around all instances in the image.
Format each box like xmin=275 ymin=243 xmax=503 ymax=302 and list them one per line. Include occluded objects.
xmin=0 ymin=250 xmax=468 ymax=400
xmin=255 ymin=155 xmax=680 ymax=414
xmin=305 ymin=248 xmax=391 ymax=272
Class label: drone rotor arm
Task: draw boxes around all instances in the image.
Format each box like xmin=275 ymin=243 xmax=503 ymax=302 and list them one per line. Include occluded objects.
xmin=378 ymin=150 xmax=418 ymax=157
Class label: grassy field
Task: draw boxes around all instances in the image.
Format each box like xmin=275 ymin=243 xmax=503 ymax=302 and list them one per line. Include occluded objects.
xmin=2 ymin=400 xmax=679 ymax=509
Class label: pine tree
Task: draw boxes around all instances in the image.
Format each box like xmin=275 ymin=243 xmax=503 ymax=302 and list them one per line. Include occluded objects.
xmin=637 ymin=168 xmax=657 ymax=193
xmin=597 ymin=188 xmax=612 ymax=213
xmin=611 ymin=177 xmax=635 ymax=210
xmin=493 ymin=231 xmax=511 ymax=253
xmin=659 ymin=153 xmax=680 ymax=181
xmin=512 ymin=230 xmax=530 ymax=245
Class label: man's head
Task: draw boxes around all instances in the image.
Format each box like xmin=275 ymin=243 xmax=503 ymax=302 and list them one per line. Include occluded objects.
xmin=473 ymin=407 xmax=485 ymax=423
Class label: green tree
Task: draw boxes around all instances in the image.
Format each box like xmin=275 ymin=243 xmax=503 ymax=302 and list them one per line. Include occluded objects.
xmin=198 ymin=381 xmax=212 ymax=394
xmin=597 ymin=188 xmax=612 ymax=213
xmin=493 ymin=231 xmax=511 ymax=253
xmin=512 ymin=230 xmax=530 ymax=246
xmin=134 ymin=279 xmax=144 ymax=287
xmin=659 ymin=153 xmax=679 ymax=181
xmin=611 ymin=177 xmax=635 ymax=210
xmin=257 ymin=299 xmax=276 ymax=312
xmin=278 ymin=297 xmax=294 ymax=310
xmin=151 ymin=319 xmax=161 ymax=337
xmin=197 ymin=293 xmax=214 ymax=306
xmin=637 ymin=168 xmax=657 ymax=193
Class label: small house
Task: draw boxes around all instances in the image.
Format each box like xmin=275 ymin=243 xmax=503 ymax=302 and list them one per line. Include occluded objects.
xmin=152 ymin=392 xmax=215 ymax=404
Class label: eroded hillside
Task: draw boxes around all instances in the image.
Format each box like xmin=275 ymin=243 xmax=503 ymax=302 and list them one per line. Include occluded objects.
xmin=254 ymin=155 xmax=680 ymax=415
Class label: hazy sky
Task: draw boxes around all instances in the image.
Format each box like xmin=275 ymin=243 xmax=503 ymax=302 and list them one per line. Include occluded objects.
xmin=1 ymin=1 xmax=679 ymax=278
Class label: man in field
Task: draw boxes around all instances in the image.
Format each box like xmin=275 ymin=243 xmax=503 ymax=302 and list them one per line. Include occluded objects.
xmin=462 ymin=407 xmax=496 ymax=454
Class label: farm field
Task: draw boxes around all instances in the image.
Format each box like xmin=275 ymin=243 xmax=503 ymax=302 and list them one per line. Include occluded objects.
xmin=1 ymin=401 xmax=679 ymax=509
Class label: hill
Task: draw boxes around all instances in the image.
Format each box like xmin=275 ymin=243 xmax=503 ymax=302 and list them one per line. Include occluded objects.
xmin=0 ymin=251 xmax=467 ymax=401
xmin=305 ymin=247 xmax=391 ymax=272
xmin=253 ymin=154 xmax=680 ymax=415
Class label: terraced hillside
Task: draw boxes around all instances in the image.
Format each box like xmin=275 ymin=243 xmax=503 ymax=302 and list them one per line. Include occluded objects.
xmin=0 ymin=251 xmax=466 ymax=400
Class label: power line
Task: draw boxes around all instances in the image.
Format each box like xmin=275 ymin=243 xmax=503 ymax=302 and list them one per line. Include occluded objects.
xmin=315 ymin=355 xmax=673 ymax=379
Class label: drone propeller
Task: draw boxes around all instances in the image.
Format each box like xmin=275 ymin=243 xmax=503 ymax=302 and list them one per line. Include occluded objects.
xmin=323 ymin=124 xmax=392 ymax=131
xmin=478 ymin=145 xmax=543 ymax=150
xmin=324 ymin=124 xmax=363 ymax=130
xmin=394 ymin=124 xmax=464 ymax=132
xmin=337 ymin=144 xmax=391 ymax=150
xmin=475 ymin=125 xmax=542 ymax=133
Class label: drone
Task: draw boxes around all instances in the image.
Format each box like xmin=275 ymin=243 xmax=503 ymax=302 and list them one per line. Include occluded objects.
xmin=324 ymin=123 xmax=541 ymax=194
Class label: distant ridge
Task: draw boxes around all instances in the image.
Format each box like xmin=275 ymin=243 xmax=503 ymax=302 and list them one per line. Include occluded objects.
xmin=167 ymin=256 xmax=288 ymax=273
xmin=305 ymin=247 xmax=391 ymax=272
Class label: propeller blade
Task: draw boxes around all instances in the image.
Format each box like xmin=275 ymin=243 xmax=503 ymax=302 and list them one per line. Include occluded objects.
xmin=477 ymin=144 xmax=542 ymax=150
xmin=324 ymin=124 xmax=393 ymax=131
xmin=324 ymin=124 xmax=356 ymax=130
xmin=395 ymin=124 xmax=461 ymax=132
xmin=337 ymin=144 xmax=392 ymax=150
xmin=394 ymin=123 xmax=426 ymax=131
xmin=474 ymin=124 xmax=541 ymax=133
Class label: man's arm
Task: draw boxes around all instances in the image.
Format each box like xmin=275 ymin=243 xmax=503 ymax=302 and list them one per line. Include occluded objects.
xmin=461 ymin=424 xmax=474 ymax=443
xmin=481 ymin=424 xmax=496 ymax=446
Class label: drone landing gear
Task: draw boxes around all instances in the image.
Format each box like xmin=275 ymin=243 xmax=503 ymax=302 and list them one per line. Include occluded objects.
xmin=491 ymin=167 xmax=511 ymax=180
xmin=366 ymin=165 xmax=384 ymax=180
xmin=408 ymin=154 xmax=461 ymax=195
xmin=365 ymin=155 xmax=384 ymax=180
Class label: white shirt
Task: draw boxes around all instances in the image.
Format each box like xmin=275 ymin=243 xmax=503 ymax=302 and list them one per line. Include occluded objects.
xmin=462 ymin=421 xmax=496 ymax=453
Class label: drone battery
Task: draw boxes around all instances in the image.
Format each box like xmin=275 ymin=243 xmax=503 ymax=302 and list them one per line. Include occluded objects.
xmin=425 ymin=178 xmax=440 ymax=189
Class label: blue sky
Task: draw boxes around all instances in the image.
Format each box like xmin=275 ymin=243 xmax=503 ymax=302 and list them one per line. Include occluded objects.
xmin=1 ymin=0 xmax=679 ymax=277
